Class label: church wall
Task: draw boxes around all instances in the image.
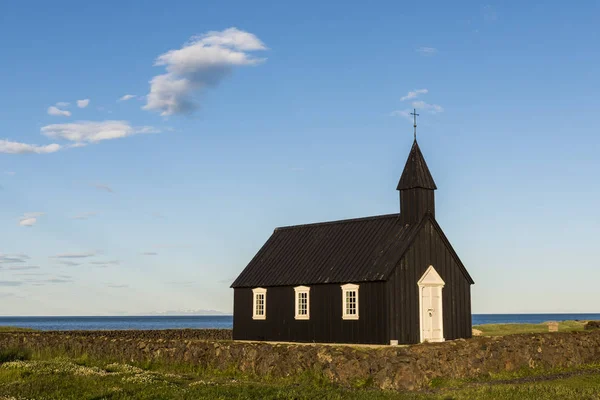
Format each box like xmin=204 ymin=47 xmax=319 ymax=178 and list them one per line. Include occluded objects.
xmin=387 ymin=219 xmax=472 ymax=344
xmin=233 ymin=281 xmax=388 ymax=344
xmin=399 ymin=188 xmax=435 ymax=224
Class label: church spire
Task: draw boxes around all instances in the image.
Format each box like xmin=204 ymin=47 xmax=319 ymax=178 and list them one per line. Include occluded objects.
xmin=397 ymin=140 xmax=437 ymax=191
xmin=397 ymin=133 xmax=437 ymax=224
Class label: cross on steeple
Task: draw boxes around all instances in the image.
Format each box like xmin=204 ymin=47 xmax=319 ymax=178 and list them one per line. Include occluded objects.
xmin=410 ymin=108 xmax=419 ymax=141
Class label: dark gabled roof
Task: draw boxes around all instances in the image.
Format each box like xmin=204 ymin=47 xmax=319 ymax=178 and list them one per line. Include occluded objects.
xmin=231 ymin=214 xmax=421 ymax=288
xmin=397 ymin=140 xmax=437 ymax=190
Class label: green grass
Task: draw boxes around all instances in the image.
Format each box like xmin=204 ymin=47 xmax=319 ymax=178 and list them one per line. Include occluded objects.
xmin=473 ymin=320 xmax=587 ymax=336
xmin=0 ymin=326 xmax=36 ymax=332
xmin=0 ymin=348 xmax=600 ymax=399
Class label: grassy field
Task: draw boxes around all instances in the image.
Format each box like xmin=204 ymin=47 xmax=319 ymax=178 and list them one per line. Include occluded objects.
xmin=0 ymin=327 xmax=36 ymax=333
xmin=0 ymin=347 xmax=600 ymax=399
xmin=1 ymin=322 xmax=599 ymax=399
xmin=472 ymin=320 xmax=588 ymax=336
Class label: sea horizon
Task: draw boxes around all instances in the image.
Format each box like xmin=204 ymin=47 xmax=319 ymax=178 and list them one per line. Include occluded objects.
xmin=1 ymin=313 xmax=600 ymax=331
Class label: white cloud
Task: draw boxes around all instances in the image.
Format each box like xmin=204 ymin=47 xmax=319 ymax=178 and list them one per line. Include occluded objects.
xmin=47 ymin=106 xmax=71 ymax=117
xmin=51 ymin=251 xmax=97 ymax=259
xmin=144 ymin=27 xmax=267 ymax=116
xmin=400 ymin=89 xmax=428 ymax=102
xmin=41 ymin=121 xmax=159 ymax=144
xmin=118 ymin=94 xmax=137 ymax=102
xmin=4 ymin=171 xmax=15 ymax=176
xmin=389 ymin=109 xmax=412 ymax=120
xmin=392 ymin=89 xmax=444 ymax=119
xmin=56 ymin=102 xmax=70 ymax=107
xmin=0 ymin=254 xmax=29 ymax=264
xmin=0 ymin=140 xmax=61 ymax=154
xmin=417 ymin=47 xmax=437 ymax=55
xmin=412 ymin=100 xmax=444 ymax=113
xmin=90 ymin=260 xmax=120 ymax=266
xmin=18 ymin=212 xmax=44 ymax=227
xmin=77 ymin=99 xmax=90 ymax=108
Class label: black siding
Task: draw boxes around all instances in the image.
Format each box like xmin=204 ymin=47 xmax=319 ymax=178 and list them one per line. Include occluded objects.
xmin=233 ymin=282 xmax=388 ymax=344
xmin=387 ymin=219 xmax=472 ymax=344
xmin=399 ymin=188 xmax=435 ymax=224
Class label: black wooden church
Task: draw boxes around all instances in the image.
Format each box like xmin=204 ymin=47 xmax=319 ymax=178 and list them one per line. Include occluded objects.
xmin=231 ymin=129 xmax=474 ymax=345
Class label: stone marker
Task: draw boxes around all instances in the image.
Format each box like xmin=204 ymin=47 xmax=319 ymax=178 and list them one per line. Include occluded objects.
xmin=547 ymin=321 xmax=559 ymax=332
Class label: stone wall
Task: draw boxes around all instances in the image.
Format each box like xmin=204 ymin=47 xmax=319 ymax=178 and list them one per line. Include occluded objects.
xmin=2 ymin=329 xmax=600 ymax=390
xmin=0 ymin=329 xmax=232 ymax=341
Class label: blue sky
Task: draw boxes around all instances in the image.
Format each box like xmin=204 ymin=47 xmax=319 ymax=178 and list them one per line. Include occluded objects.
xmin=1 ymin=1 xmax=599 ymax=315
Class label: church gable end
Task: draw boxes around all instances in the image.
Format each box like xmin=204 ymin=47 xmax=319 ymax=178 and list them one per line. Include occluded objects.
xmin=387 ymin=217 xmax=473 ymax=344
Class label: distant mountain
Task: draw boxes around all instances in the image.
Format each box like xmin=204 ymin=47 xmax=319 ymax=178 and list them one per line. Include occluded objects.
xmin=144 ymin=309 xmax=231 ymax=316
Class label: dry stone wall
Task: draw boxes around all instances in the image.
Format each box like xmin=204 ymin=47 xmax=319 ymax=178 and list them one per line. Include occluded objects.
xmin=2 ymin=329 xmax=600 ymax=390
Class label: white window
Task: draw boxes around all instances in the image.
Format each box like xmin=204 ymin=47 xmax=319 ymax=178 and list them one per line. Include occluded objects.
xmin=252 ymin=288 xmax=267 ymax=320
xmin=341 ymin=283 xmax=359 ymax=320
xmin=294 ymin=286 xmax=310 ymax=320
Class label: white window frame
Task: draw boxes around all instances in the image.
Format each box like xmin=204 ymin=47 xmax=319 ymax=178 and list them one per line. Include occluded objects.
xmin=341 ymin=283 xmax=359 ymax=320
xmin=252 ymin=287 xmax=267 ymax=320
xmin=294 ymin=286 xmax=310 ymax=320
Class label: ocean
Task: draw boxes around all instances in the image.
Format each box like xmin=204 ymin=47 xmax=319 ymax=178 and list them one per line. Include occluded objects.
xmin=0 ymin=314 xmax=599 ymax=331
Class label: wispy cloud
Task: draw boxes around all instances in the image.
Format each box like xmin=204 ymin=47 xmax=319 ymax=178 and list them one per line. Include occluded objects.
xmin=45 ymin=278 xmax=73 ymax=284
xmin=141 ymin=252 xmax=158 ymax=256
xmin=47 ymin=106 xmax=71 ymax=117
xmin=71 ymin=211 xmax=97 ymax=220
xmin=0 ymin=254 xmax=29 ymax=264
xmin=42 ymin=121 xmax=159 ymax=145
xmin=77 ymin=99 xmax=90 ymax=108
xmin=0 ymin=140 xmax=61 ymax=155
xmin=51 ymin=251 xmax=96 ymax=259
xmin=412 ymin=100 xmax=444 ymax=114
xmin=90 ymin=260 xmax=120 ymax=267
xmin=400 ymin=89 xmax=428 ymax=102
xmin=55 ymin=102 xmax=70 ymax=107
xmin=18 ymin=212 xmax=44 ymax=227
xmin=107 ymin=284 xmax=128 ymax=288
xmin=144 ymin=27 xmax=267 ymax=116
xmin=392 ymin=89 xmax=444 ymax=120
xmin=14 ymin=272 xmax=47 ymax=276
xmin=8 ymin=266 xmax=39 ymax=270
xmin=0 ymin=281 xmax=23 ymax=287
xmin=416 ymin=47 xmax=437 ymax=55
xmin=56 ymin=260 xmax=81 ymax=267
xmin=118 ymin=94 xmax=137 ymax=102
xmin=389 ymin=109 xmax=412 ymax=119
xmin=4 ymin=171 xmax=15 ymax=176
xmin=94 ymin=184 xmax=114 ymax=193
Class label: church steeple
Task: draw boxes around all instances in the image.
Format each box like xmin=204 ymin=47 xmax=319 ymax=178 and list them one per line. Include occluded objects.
xmin=397 ymin=139 xmax=437 ymax=224
xmin=397 ymin=140 xmax=437 ymax=191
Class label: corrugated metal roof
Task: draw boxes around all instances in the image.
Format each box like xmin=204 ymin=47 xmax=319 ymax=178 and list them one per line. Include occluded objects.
xmin=231 ymin=213 xmax=421 ymax=288
xmin=396 ymin=140 xmax=437 ymax=190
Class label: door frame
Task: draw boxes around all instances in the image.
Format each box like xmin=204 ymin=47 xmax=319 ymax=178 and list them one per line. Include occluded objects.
xmin=418 ymin=265 xmax=445 ymax=343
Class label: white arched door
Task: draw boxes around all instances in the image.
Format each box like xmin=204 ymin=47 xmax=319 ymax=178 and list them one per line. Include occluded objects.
xmin=418 ymin=265 xmax=445 ymax=343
